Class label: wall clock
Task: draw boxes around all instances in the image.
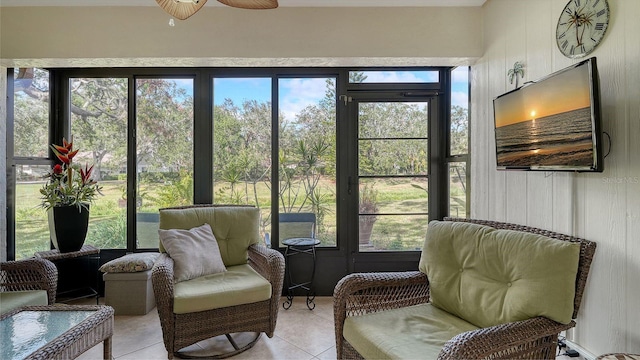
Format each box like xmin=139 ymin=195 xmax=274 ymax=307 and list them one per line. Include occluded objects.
xmin=556 ymin=0 xmax=610 ymax=58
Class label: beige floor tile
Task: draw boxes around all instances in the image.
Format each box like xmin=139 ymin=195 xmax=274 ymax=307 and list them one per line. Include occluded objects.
xmin=316 ymin=346 xmax=337 ymax=360
xmin=233 ymin=334 xmax=316 ymax=360
xmin=116 ymin=342 xmax=169 ymax=360
xmin=276 ymin=298 xmax=335 ymax=357
xmin=308 ymin=296 xmax=335 ymax=323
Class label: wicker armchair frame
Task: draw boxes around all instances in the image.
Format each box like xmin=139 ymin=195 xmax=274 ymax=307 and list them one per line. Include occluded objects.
xmin=1 ymin=257 xmax=58 ymax=305
xmin=151 ymin=205 xmax=285 ymax=359
xmin=333 ymin=218 xmax=596 ymax=360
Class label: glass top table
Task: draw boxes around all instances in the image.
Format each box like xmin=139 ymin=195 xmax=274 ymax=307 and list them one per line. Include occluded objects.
xmin=0 ymin=305 xmax=113 ymax=360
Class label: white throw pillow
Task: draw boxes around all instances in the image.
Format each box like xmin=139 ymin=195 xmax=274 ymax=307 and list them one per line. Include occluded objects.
xmin=158 ymin=223 xmax=226 ymax=282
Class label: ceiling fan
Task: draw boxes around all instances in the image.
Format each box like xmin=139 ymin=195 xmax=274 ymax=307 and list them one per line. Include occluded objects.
xmin=156 ymin=0 xmax=278 ymax=20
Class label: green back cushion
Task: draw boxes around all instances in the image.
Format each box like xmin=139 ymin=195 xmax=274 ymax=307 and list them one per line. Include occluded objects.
xmin=418 ymin=220 xmax=580 ymax=328
xmin=159 ymin=206 xmax=260 ymax=267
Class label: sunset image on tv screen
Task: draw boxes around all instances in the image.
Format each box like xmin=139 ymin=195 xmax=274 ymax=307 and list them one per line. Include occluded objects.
xmin=494 ymin=62 xmax=595 ymax=168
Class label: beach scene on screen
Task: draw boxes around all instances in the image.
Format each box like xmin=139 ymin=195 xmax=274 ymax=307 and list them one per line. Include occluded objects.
xmin=494 ymin=64 xmax=595 ymax=168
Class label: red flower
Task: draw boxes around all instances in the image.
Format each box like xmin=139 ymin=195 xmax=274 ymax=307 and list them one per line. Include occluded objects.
xmin=53 ymin=164 xmax=63 ymax=174
xmin=80 ymin=164 xmax=94 ymax=184
xmin=51 ymin=138 xmax=77 ymax=164
xmin=52 ymin=144 xmax=69 ymax=154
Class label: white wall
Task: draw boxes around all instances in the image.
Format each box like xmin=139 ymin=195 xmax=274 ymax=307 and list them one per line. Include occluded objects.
xmin=472 ymin=0 xmax=640 ymax=355
xmin=0 ymin=6 xmax=482 ymax=67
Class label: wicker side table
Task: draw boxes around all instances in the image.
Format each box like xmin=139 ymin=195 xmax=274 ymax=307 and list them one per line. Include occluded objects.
xmin=35 ymin=245 xmax=100 ymax=303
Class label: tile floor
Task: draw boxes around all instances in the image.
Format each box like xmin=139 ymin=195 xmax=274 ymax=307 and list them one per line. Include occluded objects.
xmin=73 ymin=296 xmax=580 ymax=360
xmin=75 ymin=296 xmax=336 ymax=360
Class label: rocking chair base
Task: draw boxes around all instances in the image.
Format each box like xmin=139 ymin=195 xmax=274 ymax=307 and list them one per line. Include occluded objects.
xmin=174 ymin=332 xmax=262 ymax=359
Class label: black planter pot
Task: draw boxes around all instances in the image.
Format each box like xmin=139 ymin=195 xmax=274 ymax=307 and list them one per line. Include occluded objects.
xmin=48 ymin=205 xmax=90 ymax=253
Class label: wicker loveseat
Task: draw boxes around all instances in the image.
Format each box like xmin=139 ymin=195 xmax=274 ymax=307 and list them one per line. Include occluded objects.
xmin=152 ymin=205 xmax=285 ymax=359
xmin=0 ymin=257 xmax=58 ymax=314
xmin=334 ymin=218 xmax=596 ymax=360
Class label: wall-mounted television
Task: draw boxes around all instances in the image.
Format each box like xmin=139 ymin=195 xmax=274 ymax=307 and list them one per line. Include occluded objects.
xmin=493 ymin=57 xmax=603 ymax=172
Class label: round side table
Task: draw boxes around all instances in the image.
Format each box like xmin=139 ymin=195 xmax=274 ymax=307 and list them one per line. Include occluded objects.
xmin=281 ymin=237 xmax=321 ymax=310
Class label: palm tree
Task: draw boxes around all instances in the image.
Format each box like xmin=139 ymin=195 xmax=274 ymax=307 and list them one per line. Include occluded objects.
xmin=507 ymin=62 xmax=525 ymax=88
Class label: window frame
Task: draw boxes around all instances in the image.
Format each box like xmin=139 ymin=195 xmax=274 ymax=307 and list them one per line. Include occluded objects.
xmin=5 ymin=66 xmax=470 ymax=262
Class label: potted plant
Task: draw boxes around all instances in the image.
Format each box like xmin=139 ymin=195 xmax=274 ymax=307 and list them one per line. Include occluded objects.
xmin=40 ymin=138 xmax=102 ymax=252
xmin=358 ymin=183 xmax=379 ymax=246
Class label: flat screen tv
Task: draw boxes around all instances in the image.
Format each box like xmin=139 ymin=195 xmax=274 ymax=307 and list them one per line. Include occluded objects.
xmin=493 ymin=57 xmax=603 ymax=172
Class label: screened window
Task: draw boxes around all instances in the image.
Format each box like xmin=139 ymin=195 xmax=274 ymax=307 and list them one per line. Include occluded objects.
xmin=12 ymin=68 xmax=51 ymax=259
xmin=70 ymin=77 xmax=128 ymax=249
xmin=136 ymin=78 xmax=194 ymax=249
xmin=448 ymin=66 xmax=470 ymax=218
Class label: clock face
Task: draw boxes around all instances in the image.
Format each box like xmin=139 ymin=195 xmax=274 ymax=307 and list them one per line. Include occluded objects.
xmin=556 ymin=0 xmax=610 ymax=58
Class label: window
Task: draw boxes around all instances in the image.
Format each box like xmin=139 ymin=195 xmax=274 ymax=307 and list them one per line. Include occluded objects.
xmin=277 ymin=77 xmax=337 ymax=247
xmin=349 ymin=71 xmax=439 ymax=83
xmin=213 ymin=77 xmax=272 ymax=241
xmin=6 ymin=66 xmax=465 ymax=264
xmin=12 ymin=68 xmax=51 ymax=259
xmin=70 ymin=77 xmax=128 ymax=249
xmin=136 ymin=78 xmax=194 ymax=248
xmin=448 ymin=67 xmax=470 ymax=218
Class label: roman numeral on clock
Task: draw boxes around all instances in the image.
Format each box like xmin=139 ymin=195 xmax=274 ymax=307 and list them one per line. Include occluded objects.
xmin=597 ymin=9 xmax=606 ymax=17
xmin=562 ymin=40 xmax=569 ymax=50
xmin=592 ymin=0 xmax=600 ymax=7
xmin=595 ymin=22 xmax=605 ymax=30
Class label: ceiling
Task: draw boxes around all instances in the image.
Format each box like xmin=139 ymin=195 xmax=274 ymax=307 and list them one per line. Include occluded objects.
xmin=0 ymin=0 xmax=486 ymax=7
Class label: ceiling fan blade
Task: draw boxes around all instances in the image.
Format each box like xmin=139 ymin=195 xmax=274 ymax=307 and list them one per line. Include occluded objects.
xmin=217 ymin=0 xmax=278 ymax=9
xmin=156 ymin=0 xmax=208 ymax=20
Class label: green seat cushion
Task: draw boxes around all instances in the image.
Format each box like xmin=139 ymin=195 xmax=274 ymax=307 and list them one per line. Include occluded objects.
xmin=173 ymin=264 xmax=272 ymax=314
xmin=344 ymin=303 xmax=479 ymax=360
xmin=0 ymin=290 xmax=48 ymax=315
xmin=159 ymin=206 xmax=260 ymax=267
xmin=418 ymin=220 xmax=581 ymax=328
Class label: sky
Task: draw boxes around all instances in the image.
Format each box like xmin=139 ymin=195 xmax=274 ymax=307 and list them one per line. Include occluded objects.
xmin=494 ymin=63 xmax=591 ymax=128
xmin=175 ymin=67 xmax=469 ymax=121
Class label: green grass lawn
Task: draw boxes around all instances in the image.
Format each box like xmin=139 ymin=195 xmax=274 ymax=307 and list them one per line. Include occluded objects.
xmin=14 ymin=176 xmax=465 ymax=259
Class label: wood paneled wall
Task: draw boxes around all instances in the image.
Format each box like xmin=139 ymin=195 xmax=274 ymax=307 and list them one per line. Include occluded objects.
xmin=472 ymin=0 xmax=640 ymax=355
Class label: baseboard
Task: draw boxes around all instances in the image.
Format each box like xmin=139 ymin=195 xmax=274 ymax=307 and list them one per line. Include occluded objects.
xmin=565 ymin=339 xmax=597 ymax=360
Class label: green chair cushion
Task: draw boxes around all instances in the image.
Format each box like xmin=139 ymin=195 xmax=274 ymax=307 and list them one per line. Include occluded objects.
xmin=173 ymin=264 xmax=272 ymax=314
xmin=0 ymin=290 xmax=48 ymax=315
xmin=343 ymin=303 xmax=479 ymax=360
xmin=159 ymin=206 xmax=260 ymax=267
xmin=418 ymin=220 xmax=581 ymax=328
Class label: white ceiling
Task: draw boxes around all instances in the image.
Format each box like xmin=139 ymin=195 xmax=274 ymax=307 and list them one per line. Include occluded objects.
xmin=0 ymin=0 xmax=486 ymax=7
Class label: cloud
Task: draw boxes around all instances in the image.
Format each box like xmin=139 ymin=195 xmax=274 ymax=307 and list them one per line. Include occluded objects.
xmin=451 ymin=67 xmax=469 ymax=83
xmin=279 ymin=78 xmax=331 ymax=121
xmin=452 ymin=91 xmax=469 ymax=108
xmin=173 ymin=78 xmax=194 ymax=96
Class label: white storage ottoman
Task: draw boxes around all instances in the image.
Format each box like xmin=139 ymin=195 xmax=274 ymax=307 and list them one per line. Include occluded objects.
xmin=103 ymin=270 xmax=155 ymax=315
xmin=99 ymin=253 xmax=159 ymax=315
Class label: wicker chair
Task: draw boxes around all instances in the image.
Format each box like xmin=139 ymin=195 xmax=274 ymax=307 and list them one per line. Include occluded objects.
xmin=152 ymin=205 xmax=285 ymax=359
xmin=0 ymin=257 xmax=58 ymax=312
xmin=334 ymin=218 xmax=597 ymax=360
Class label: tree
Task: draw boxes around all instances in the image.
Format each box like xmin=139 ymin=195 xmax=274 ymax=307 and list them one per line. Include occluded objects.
xmin=14 ymin=68 xmax=50 ymax=158
xmin=450 ymin=105 xmax=469 ymax=156
xmin=70 ymin=78 xmax=128 ymax=180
